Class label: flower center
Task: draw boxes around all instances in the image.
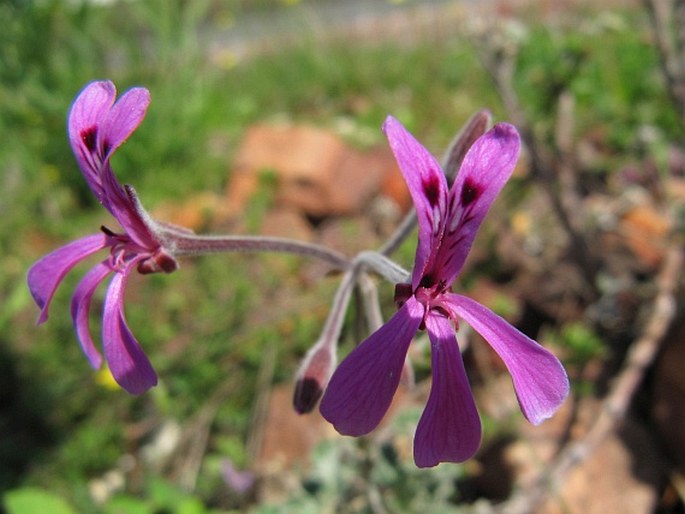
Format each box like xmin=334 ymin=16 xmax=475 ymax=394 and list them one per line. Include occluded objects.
xmin=101 ymin=225 xmax=178 ymax=275
xmin=394 ymin=275 xmax=453 ymax=329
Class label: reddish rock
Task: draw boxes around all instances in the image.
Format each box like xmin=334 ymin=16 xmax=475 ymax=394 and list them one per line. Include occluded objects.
xmin=619 ymin=203 xmax=670 ymax=269
xmin=259 ymin=207 xmax=313 ymax=242
xmin=279 ymin=144 xmax=386 ymax=216
xmin=230 ymin=123 xmax=388 ymax=218
xmin=379 ymin=151 xmax=412 ymax=213
xmin=224 ymin=171 xmax=261 ymax=219
xmin=234 ymin=124 xmax=345 ymax=183
xmin=153 ymin=192 xmax=232 ymax=232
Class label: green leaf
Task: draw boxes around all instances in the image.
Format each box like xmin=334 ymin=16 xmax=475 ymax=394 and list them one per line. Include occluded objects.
xmin=3 ymin=487 xmax=77 ymax=514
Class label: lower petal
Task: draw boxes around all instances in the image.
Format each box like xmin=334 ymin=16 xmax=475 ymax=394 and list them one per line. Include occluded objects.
xmin=448 ymin=294 xmax=569 ymax=425
xmin=102 ymin=263 xmax=157 ymax=394
xmin=414 ymin=313 xmax=481 ymax=467
xmin=27 ymin=234 xmax=106 ymax=324
xmin=70 ymin=262 xmax=111 ymax=369
xmin=319 ymin=296 xmax=423 ymax=436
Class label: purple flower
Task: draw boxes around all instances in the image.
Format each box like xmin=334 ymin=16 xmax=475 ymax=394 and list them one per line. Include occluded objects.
xmin=220 ymin=458 xmax=255 ymax=494
xmin=319 ymin=116 xmax=569 ymax=468
xmin=27 ymin=81 xmax=179 ymax=395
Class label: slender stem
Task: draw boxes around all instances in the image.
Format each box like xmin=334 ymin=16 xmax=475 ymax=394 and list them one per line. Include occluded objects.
xmin=319 ymin=268 xmax=357 ymax=346
xmin=356 ymin=272 xmax=384 ymax=332
xmin=354 ymin=250 xmax=410 ymax=284
xmin=166 ymin=231 xmax=351 ymax=269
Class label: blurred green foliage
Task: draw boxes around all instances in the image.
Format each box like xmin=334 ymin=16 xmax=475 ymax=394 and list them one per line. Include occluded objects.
xmin=1 ymin=0 xmax=680 ymax=512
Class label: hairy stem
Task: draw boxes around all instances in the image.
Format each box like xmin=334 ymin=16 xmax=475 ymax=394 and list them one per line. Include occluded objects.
xmin=166 ymin=231 xmax=350 ymax=269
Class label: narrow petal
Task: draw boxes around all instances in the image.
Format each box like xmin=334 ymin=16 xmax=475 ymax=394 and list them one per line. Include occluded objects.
xmin=382 ymin=116 xmax=448 ymax=289
xmin=99 ymin=91 xmax=154 ymax=247
xmin=68 ymin=81 xmax=117 ymax=200
xmin=67 ymin=81 xmax=152 ymax=240
xmin=414 ymin=313 xmax=481 ymax=467
xmin=100 ymin=87 xmax=150 ymax=159
xmin=433 ymin=123 xmax=521 ymax=284
xmin=70 ymin=262 xmax=111 ymax=369
xmin=102 ymin=262 xmax=158 ymax=394
xmin=27 ymin=234 xmax=107 ymax=324
xmin=320 ymin=296 xmax=424 ymax=436
xmin=448 ymin=294 xmax=569 ymax=424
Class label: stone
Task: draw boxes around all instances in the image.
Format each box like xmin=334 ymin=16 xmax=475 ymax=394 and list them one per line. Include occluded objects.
xmin=278 ymin=144 xmax=385 ymax=216
xmin=153 ymin=192 xmax=232 ymax=232
xmin=259 ymin=207 xmax=313 ymax=242
xmin=619 ymin=203 xmax=670 ymax=269
xmin=378 ymin=149 xmax=412 ymax=213
xmin=230 ymin=123 xmax=388 ymax=218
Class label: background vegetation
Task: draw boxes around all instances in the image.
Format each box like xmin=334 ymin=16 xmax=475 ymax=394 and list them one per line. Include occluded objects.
xmin=1 ymin=0 xmax=682 ymax=512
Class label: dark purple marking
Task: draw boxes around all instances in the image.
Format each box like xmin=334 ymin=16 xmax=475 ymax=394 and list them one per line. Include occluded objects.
xmin=102 ymin=139 xmax=111 ymax=156
xmin=394 ymin=282 xmax=413 ymax=308
xmin=460 ymin=178 xmax=481 ymax=206
xmin=419 ymin=273 xmax=435 ymax=289
xmin=81 ymin=126 xmax=98 ymax=152
xmin=422 ymin=173 xmax=441 ymax=207
xmin=293 ymin=377 xmax=323 ymax=414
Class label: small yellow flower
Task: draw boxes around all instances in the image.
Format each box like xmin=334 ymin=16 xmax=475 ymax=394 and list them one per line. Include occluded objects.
xmin=95 ymin=366 xmax=121 ymax=391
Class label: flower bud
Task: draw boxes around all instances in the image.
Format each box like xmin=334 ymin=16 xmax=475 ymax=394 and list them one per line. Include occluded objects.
xmin=293 ymin=342 xmax=336 ymax=414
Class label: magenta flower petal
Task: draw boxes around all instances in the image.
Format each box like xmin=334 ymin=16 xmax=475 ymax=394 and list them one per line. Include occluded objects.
xmin=68 ymin=81 xmax=117 ymax=200
xmin=98 ymin=87 xmax=151 ymax=233
xmin=383 ymin=116 xmax=449 ymax=289
xmin=414 ymin=313 xmax=481 ymax=467
xmin=99 ymin=86 xmax=150 ymax=160
xmin=27 ymin=233 xmax=107 ymax=324
xmin=435 ymin=123 xmax=520 ymax=284
xmin=67 ymin=81 xmax=150 ymax=197
xmin=320 ymin=296 xmax=424 ymax=436
xmin=67 ymin=81 xmax=153 ymax=247
xmin=70 ymin=261 xmax=112 ymax=369
xmin=447 ymin=293 xmax=569 ymax=424
xmin=29 ymin=80 xmax=174 ymax=395
xmin=102 ymin=262 xmax=158 ymax=394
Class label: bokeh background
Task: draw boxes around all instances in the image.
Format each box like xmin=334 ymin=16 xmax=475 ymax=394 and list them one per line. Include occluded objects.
xmin=2 ymin=0 xmax=684 ymax=512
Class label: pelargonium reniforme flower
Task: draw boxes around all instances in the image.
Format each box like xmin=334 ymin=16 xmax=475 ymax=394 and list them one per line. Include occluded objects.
xmin=27 ymin=80 xmax=179 ymax=394
xmin=28 ymin=81 xmax=355 ymax=395
xmin=320 ymin=116 xmax=569 ymax=468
